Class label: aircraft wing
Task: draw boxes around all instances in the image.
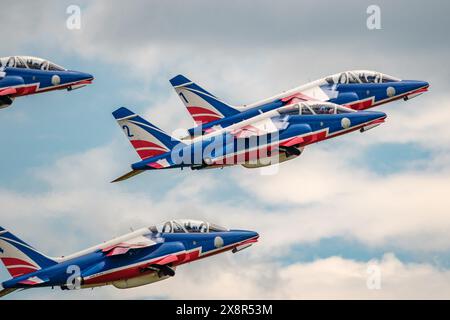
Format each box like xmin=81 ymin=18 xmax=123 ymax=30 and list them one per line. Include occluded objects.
xmin=281 ymin=88 xmax=338 ymax=105
xmin=0 ymin=87 xmax=17 ymax=96
xmin=280 ymin=136 xmax=305 ymax=147
xmin=278 ymin=123 xmax=313 ymax=148
xmin=141 ymin=255 xmax=179 ymax=277
xmin=102 ymin=236 xmax=157 ymax=257
xmin=154 ymin=254 xmax=179 ymax=265
xmin=281 ymin=92 xmax=315 ymax=103
xmin=0 ymin=276 xmax=47 ymax=297
xmin=229 ymin=116 xmax=288 ymax=138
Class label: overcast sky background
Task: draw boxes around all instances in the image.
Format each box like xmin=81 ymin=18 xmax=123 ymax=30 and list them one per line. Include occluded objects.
xmin=1 ymin=0 xmax=450 ymax=299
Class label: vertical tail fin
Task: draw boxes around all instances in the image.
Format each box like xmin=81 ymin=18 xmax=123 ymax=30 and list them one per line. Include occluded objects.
xmin=112 ymin=107 xmax=183 ymax=160
xmin=169 ymin=74 xmax=241 ymax=125
xmin=0 ymin=226 xmax=57 ymax=278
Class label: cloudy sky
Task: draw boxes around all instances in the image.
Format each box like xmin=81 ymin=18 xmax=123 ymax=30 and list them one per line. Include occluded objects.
xmin=1 ymin=0 xmax=450 ymax=299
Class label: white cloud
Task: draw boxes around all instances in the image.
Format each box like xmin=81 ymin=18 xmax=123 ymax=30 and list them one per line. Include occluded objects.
xmin=232 ymin=143 xmax=450 ymax=251
xmin=345 ymin=94 xmax=450 ymax=152
xmin=276 ymin=253 xmax=450 ymax=299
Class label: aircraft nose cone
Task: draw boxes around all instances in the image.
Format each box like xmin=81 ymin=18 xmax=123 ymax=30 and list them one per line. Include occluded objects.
xmin=240 ymin=230 xmax=259 ymax=242
xmin=368 ymin=110 xmax=387 ymax=121
xmin=401 ymin=80 xmax=429 ymax=91
xmin=395 ymin=80 xmax=429 ymax=101
xmin=68 ymin=70 xmax=94 ymax=83
xmin=418 ymin=80 xmax=429 ymax=89
xmin=230 ymin=230 xmax=259 ymax=242
xmin=245 ymin=231 xmax=259 ymax=240
xmin=229 ymin=230 xmax=259 ymax=254
xmin=349 ymin=111 xmax=386 ymax=127
xmin=77 ymin=71 xmax=94 ymax=82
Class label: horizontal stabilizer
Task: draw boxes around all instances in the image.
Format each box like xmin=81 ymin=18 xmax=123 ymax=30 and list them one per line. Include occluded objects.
xmin=17 ymin=276 xmax=49 ymax=286
xmin=111 ymin=169 xmax=145 ymax=183
xmin=0 ymin=287 xmax=18 ymax=298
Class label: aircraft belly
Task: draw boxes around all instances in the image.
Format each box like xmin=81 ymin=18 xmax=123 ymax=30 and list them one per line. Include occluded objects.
xmin=112 ymin=272 xmax=170 ymax=289
xmin=241 ymin=151 xmax=299 ymax=168
xmin=214 ymin=143 xmax=277 ymax=166
xmin=80 ymin=282 xmax=111 ymax=289
xmin=83 ymin=263 xmax=147 ymax=285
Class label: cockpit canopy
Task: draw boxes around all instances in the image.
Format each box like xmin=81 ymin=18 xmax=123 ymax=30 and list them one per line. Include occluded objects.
xmin=325 ymin=70 xmax=400 ymax=85
xmin=278 ymin=101 xmax=355 ymax=116
xmin=149 ymin=219 xmax=229 ymax=234
xmin=0 ymin=56 xmax=66 ymax=71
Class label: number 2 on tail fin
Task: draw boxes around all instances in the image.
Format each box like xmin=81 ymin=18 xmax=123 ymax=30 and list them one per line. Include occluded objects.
xmin=122 ymin=125 xmax=134 ymax=138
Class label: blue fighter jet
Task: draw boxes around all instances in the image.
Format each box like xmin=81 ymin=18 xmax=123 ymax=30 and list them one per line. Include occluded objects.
xmin=169 ymin=71 xmax=427 ymax=138
xmin=0 ymin=220 xmax=258 ymax=297
xmin=111 ymin=102 xmax=386 ymax=181
xmin=0 ymin=56 xmax=93 ymax=109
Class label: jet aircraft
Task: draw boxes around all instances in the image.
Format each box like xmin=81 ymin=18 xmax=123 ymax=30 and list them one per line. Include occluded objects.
xmin=0 ymin=56 xmax=93 ymax=109
xmin=0 ymin=220 xmax=258 ymax=297
xmin=111 ymin=102 xmax=386 ymax=182
xmin=169 ymin=71 xmax=427 ymax=138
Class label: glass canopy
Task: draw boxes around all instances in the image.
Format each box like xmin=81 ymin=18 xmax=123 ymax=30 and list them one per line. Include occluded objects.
xmin=0 ymin=56 xmax=66 ymax=71
xmin=325 ymin=70 xmax=400 ymax=84
xmin=149 ymin=219 xmax=229 ymax=234
xmin=278 ymin=102 xmax=355 ymax=116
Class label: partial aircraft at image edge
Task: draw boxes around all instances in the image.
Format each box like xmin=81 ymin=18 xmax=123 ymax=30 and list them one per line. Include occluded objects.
xmin=0 ymin=56 xmax=94 ymax=109
xmin=0 ymin=221 xmax=258 ymax=298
